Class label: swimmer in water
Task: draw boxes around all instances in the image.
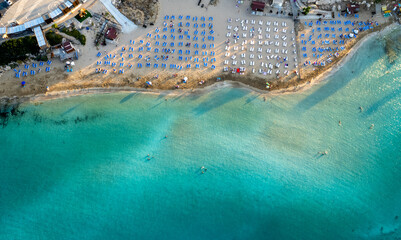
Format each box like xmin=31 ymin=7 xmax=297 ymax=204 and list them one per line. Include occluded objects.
xmin=370 ymin=124 xmax=374 ymax=129
xmin=359 ymin=106 xmax=363 ymax=112
xmin=339 ymin=120 xmax=342 ymax=126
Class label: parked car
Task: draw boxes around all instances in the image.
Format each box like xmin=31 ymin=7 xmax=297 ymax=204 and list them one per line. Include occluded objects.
xmin=5 ymin=0 xmax=13 ymax=6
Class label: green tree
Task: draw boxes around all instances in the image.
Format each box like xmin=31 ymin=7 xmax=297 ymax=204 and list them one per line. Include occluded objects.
xmin=302 ymin=7 xmax=311 ymax=15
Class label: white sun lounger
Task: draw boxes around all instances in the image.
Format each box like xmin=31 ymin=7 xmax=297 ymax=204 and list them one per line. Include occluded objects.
xmin=266 ymin=21 xmax=271 ymax=26
xmin=266 ymin=27 xmax=270 ymax=32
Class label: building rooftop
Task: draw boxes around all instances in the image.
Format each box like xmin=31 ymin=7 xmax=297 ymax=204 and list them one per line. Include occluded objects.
xmin=105 ymin=27 xmax=118 ymax=40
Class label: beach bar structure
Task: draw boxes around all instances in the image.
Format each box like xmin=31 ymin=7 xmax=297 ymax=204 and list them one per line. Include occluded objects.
xmin=59 ymin=2 xmax=72 ymax=14
xmin=71 ymin=0 xmax=80 ymax=7
xmin=251 ymin=1 xmax=265 ymax=11
xmin=105 ymin=27 xmax=118 ymax=42
xmin=347 ymin=4 xmax=360 ymax=14
xmin=42 ymin=13 xmax=53 ymax=24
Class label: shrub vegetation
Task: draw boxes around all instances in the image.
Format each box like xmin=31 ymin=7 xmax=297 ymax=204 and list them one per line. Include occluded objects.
xmin=45 ymin=30 xmax=63 ymax=46
xmin=61 ymin=28 xmax=86 ymax=45
xmin=0 ymin=36 xmax=40 ymax=65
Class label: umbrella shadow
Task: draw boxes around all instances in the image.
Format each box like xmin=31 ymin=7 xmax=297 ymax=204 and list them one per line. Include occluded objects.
xmin=364 ymin=86 xmax=401 ymax=117
xmin=120 ymin=93 xmax=137 ymax=104
xmin=193 ymin=88 xmax=249 ymax=115
xmin=61 ymin=103 xmax=83 ymax=117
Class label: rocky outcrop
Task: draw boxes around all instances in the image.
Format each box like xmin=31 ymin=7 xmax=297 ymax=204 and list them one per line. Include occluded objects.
xmin=116 ymin=0 xmax=160 ymax=26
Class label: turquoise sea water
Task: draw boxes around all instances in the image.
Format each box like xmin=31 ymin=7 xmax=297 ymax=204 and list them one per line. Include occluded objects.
xmin=1 ymin=30 xmax=401 ymax=239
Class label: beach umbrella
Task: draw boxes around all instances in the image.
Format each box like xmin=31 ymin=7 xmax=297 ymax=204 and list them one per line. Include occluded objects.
xmin=21 ymin=81 xmax=25 ymax=86
xmin=71 ymin=62 xmax=75 ymax=66
xmin=66 ymin=61 xmax=71 ymax=65
xmin=183 ymin=77 xmax=188 ymax=81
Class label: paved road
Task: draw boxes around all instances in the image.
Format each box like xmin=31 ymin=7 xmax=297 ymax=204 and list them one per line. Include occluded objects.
xmin=100 ymin=0 xmax=137 ymax=33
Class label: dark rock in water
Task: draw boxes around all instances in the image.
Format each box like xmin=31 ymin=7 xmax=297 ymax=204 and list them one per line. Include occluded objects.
xmin=0 ymin=97 xmax=25 ymax=128
xmin=384 ymin=35 xmax=401 ymax=64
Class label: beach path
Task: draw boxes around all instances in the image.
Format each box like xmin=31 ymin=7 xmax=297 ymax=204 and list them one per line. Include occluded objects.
xmin=100 ymin=0 xmax=137 ymax=33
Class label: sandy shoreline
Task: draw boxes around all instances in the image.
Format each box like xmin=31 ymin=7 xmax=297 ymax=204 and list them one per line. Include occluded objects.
xmin=0 ymin=0 xmax=397 ymax=110
xmin=267 ymin=21 xmax=399 ymax=95
xmin=1 ymin=21 xmax=395 ymax=107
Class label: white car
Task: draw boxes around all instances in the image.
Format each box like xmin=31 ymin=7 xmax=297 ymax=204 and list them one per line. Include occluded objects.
xmin=5 ymin=0 xmax=13 ymax=5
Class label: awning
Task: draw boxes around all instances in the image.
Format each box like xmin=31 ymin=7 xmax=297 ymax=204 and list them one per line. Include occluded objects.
xmin=24 ymin=17 xmax=45 ymax=29
xmin=49 ymin=8 xmax=63 ymax=18
xmin=7 ymin=25 xmax=26 ymax=34
xmin=0 ymin=27 xmax=6 ymax=34
xmin=65 ymin=0 xmax=73 ymax=8
xmin=33 ymin=26 xmax=47 ymax=47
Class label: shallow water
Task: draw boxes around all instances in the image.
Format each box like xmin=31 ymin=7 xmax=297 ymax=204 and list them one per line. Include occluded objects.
xmin=1 ymin=30 xmax=401 ymax=239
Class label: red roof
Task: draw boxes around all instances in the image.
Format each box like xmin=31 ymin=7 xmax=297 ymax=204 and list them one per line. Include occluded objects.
xmin=105 ymin=27 xmax=117 ymax=40
xmin=62 ymin=41 xmax=74 ymax=53
xmin=251 ymin=1 xmax=265 ymax=11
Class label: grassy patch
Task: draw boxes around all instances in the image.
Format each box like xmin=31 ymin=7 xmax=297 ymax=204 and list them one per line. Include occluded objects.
xmin=45 ymin=30 xmax=63 ymax=46
xmin=61 ymin=28 xmax=86 ymax=45
xmin=75 ymin=10 xmax=92 ymax=23
xmin=0 ymin=36 xmax=40 ymax=66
